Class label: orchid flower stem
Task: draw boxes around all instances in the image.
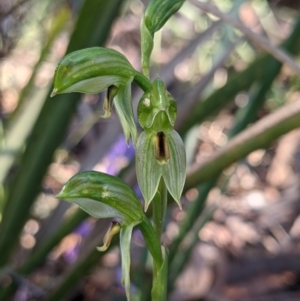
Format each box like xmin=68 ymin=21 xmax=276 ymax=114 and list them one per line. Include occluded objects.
xmin=139 ymin=217 xmax=163 ymax=272
xmin=133 ymin=71 xmax=152 ymax=92
xmin=151 ymin=178 xmax=168 ymax=297
xmin=153 ymin=179 xmax=167 ymax=239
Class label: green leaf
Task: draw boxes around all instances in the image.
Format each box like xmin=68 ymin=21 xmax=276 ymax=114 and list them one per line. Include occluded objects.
xmin=51 ymin=47 xmax=135 ymax=96
xmin=151 ymin=247 xmax=168 ymax=301
xmin=56 ymin=171 xmax=144 ymax=225
xmin=52 ymin=47 xmax=138 ymax=145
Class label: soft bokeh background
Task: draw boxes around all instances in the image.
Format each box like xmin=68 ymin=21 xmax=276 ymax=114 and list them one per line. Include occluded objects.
xmin=1 ymin=0 xmax=300 ymax=300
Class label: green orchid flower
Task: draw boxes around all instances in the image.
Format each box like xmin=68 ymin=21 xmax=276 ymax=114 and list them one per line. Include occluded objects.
xmin=56 ymin=171 xmax=163 ymax=300
xmin=136 ymin=78 xmax=186 ymax=210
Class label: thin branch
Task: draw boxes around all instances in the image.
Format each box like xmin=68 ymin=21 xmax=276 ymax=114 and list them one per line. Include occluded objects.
xmin=185 ymin=98 xmax=300 ymax=189
xmin=0 ymin=0 xmax=30 ymax=19
xmin=190 ymin=0 xmax=300 ymax=76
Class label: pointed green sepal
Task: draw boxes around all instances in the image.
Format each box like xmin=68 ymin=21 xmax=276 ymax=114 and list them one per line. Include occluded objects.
xmin=114 ymin=82 xmax=138 ymax=146
xmin=161 ymin=130 xmax=186 ymax=209
xmin=51 ymin=47 xmax=135 ymax=95
xmin=136 ymin=130 xmax=186 ymax=210
xmin=136 ymin=132 xmax=161 ymax=211
xmin=56 ymin=171 xmax=144 ymax=224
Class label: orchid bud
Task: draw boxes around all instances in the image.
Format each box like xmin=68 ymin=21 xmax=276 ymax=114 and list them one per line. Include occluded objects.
xmin=141 ymin=0 xmax=186 ymax=76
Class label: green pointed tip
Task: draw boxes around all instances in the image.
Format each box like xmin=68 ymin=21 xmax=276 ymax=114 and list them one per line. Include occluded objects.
xmin=144 ymin=200 xmax=151 ymax=212
xmin=100 ymin=110 xmax=111 ymax=119
xmin=177 ymin=201 xmax=182 ymax=210
xmin=50 ymin=88 xmax=58 ymax=97
xmin=97 ymin=222 xmax=121 ymax=252
xmin=55 ymin=191 xmax=66 ymax=199
xmin=97 ymin=245 xmax=108 ymax=252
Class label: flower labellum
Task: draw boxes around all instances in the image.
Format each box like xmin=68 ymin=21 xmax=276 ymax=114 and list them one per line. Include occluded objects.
xmin=153 ymin=131 xmax=170 ymax=165
xmin=97 ymin=221 xmax=121 ymax=251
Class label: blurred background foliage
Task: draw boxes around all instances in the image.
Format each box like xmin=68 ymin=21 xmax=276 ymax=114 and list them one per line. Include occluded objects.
xmin=1 ymin=0 xmax=300 ymax=300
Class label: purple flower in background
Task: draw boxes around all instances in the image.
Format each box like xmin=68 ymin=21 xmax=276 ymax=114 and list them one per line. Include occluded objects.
xmin=105 ymin=135 xmax=135 ymax=176
xmin=63 ymin=219 xmax=94 ymax=263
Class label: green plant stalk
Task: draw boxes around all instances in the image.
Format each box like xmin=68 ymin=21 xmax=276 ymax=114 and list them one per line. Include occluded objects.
xmin=168 ymin=24 xmax=300 ymax=276
xmin=139 ymin=217 xmax=163 ymax=275
xmin=229 ymin=67 xmax=283 ymax=138
xmin=134 ymin=71 xmax=152 ymax=92
xmin=19 ymin=11 xmax=300 ymax=296
xmin=0 ymin=42 xmax=152 ymax=301
xmin=44 ymin=217 xmax=161 ymax=301
xmin=45 ymin=236 xmax=118 ymax=301
xmin=132 ymin=247 xmax=152 ymax=300
xmin=0 ymin=209 xmax=87 ymax=300
xmin=169 ymin=54 xmax=293 ymax=258
xmin=22 ymin=210 xmax=88 ymax=274
xmin=168 ymin=57 xmax=279 ymax=285
xmin=0 ymin=8 xmax=69 ymax=191
xmin=152 ymin=179 xmax=167 ymax=239
xmin=186 ymin=98 xmax=300 ymax=189
xmin=178 ymin=13 xmax=300 ymax=136
xmin=168 ymin=206 xmax=213 ymax=289
xmin=149 ymin=178 xmax=168 ymax=300
xmin=168 ymin=178 xmax=216 ymax=264
xmin=0 ymin=0 xmax=124 ymax=268
xmin=8 ymin=7 xmax=70 ymax=124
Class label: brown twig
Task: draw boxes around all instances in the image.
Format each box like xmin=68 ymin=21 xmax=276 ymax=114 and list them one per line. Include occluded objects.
xmin=189 ymin=0 xmax=300 ymax=76
xmin=185 ymin=98 xmax=300 ymax=189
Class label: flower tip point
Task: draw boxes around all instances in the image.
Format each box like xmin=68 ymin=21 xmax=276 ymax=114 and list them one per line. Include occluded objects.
xmin=144 ymin=202 xmax=150 ymax=212
xmin=100 ymin=110 xmax=111 ymax=119
xmin=55 ymin=192 xmax=64 ymax=199
xmin=97 ymin=245 xmax=108 ymax=252
xmin=50 ymin=89 xmax=57 ymax=97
